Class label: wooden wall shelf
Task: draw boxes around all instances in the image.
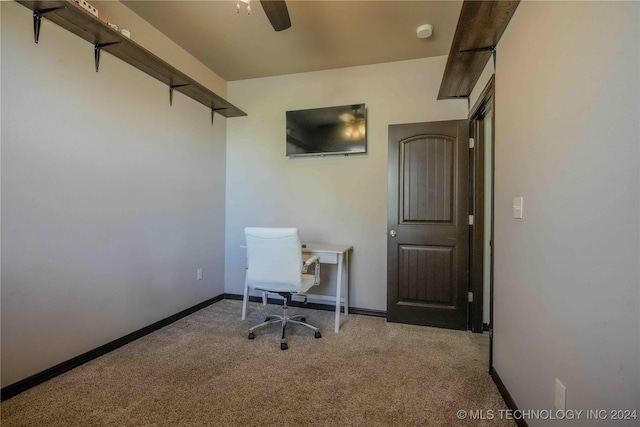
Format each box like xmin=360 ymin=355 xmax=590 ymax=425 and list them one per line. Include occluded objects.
xmin=17 ymin=0 xmax=247 ymax=119
xmin=438 ymin=0 xmax=519 ymax=100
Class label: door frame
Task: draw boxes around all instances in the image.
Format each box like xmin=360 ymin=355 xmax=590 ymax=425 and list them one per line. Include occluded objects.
xmin=468 ymin=75 xmax=495 ymax=364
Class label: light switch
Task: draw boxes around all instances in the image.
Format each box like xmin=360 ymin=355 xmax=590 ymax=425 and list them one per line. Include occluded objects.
xmin=513 ymin=197 xmax=523 ymax=219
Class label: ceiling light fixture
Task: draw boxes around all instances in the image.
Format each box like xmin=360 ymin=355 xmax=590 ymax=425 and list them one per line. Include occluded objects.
xmin=237 ymin=0 xmax=251 ymax=15
xmin=416 ymin=24 xmax=433 ymax=39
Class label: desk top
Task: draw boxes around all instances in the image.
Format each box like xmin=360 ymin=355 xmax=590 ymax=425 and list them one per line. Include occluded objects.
xmin=303 ymin=244 xmax=353 ymax=254
xmin=241 ymin=243 xmax=353 ymax=253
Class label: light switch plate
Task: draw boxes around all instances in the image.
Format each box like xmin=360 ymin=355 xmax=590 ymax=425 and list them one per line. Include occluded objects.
xmin=513 ymin=197 xmax=523 ymax=219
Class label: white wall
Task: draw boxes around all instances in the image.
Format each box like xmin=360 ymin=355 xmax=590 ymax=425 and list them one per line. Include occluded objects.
xmin=1 ymin=2 xmax=228 ymax=387
xmin=225 ymin=57 xmax=467 ymax=311
xmin=488 ymin=0 xmax=640 ymax=421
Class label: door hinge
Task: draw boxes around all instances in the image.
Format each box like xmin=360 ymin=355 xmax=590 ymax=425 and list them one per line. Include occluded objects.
xmin=469 ymin=138 xmax=475 ymax=149
xmin=468 ymin=214 xmax=474 ymax=225
xmin=468 ymin=291 xmax=474 ymax=303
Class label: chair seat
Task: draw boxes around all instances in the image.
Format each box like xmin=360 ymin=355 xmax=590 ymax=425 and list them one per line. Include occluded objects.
xmin=249 ymin=274 xmax=316 ymax=294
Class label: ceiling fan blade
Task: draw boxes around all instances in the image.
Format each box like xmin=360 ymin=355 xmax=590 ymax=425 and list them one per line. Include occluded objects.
xmin=260 ymin=0 xmax=291 ymax=31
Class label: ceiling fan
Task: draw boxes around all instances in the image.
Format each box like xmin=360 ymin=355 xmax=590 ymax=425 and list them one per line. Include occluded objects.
xmin=261 ymin=0 xmax=291 ymax=31
xmin=239 ymin=0 xmax=291 ymax=31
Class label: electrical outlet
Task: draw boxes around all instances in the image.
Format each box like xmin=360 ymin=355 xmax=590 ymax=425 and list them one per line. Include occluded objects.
xmin=555 ymin=378 xmax=566 ymax=410
xmin=196 ymin=268 xmax=203 ymax=281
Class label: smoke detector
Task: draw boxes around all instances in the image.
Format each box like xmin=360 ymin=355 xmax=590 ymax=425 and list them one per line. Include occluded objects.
xmin=416 ymin=24 xmax=433 ymax=39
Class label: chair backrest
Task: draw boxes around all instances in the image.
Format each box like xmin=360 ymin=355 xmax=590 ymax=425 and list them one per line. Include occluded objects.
xmin=245 ymin=227 xmax=303 ymax=288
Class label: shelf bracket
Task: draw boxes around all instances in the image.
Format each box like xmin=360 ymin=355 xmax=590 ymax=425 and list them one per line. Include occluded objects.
xmin=169 ymin=84 xmax=190 ymax=106
xmin=458 ymin=45 xmax=496 ymax=54
xmin=94 ymin=42 xmax=121 ymax=72
xmin=211 ymin=108 xmax=229 ymax=125
xmin=33 ymin=7 xmax=66 ymax=44
xmin=459 ymin=45 xmax=497 ymax=72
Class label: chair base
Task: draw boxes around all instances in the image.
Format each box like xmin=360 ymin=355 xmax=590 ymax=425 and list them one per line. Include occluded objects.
xmin=247 ymin=297 xmax=321 ymax=350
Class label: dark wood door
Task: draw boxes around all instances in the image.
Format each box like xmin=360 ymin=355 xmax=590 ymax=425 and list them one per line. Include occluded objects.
xmin=387 ymin=120 xmax=469 ymax=330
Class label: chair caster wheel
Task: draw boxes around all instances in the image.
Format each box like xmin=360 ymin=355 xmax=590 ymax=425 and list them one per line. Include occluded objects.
xmin=300 ymin=317 xmax=306 ymax=322
xmin=248 ymin=333 xmax=255 ymax=340
xmin=315 ymin=331 xmax=322 ymax=339
xmin=265 ymin=317 xmax=271 ymax=322
xmin=281 ymin=343 xmax=288 ymax=350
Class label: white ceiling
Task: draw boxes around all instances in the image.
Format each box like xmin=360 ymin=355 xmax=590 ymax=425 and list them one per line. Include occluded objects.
xmin=122 ymin=0 xmax=463 ymax=81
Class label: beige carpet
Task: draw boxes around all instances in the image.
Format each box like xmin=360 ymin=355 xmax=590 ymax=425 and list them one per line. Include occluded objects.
xmin=1 ymin=300 xmax=514 ymax=426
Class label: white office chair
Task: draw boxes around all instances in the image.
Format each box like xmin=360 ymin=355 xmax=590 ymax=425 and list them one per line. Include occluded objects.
xmin=242 ymin=227 xmax=322 ymax=350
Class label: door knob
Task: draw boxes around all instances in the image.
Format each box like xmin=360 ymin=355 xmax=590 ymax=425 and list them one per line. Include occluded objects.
xmin=389 ymin=230 xmax=397 ymax=237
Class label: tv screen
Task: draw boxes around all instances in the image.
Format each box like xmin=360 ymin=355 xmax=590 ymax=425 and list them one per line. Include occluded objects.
xmin=286 ymin=104 xmax=367 ymax=157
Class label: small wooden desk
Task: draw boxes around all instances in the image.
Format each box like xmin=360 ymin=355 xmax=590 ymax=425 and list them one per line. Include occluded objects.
xmin=301 ymin=244 xmax=353 ymax=333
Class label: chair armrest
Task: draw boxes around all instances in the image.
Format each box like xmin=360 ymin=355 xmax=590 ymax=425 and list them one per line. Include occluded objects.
xmin=303 ymin=256 xmax=319 ymax=268
xmin=302 ymin=256 xmax=319 ymax=273
xmin=302 ymin=256 xmax=321 ymax=284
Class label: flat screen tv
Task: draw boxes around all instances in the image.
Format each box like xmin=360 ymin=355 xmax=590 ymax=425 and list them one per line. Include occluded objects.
xmin=286 ymin=103 xmax=367 ymax=157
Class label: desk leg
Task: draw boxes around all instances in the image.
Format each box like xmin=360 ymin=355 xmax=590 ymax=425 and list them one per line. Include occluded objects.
xmin=242 ymin=274 xmax=249 ymax=320
xmin=335 ymin=253 xmax=343 ymax=333
xmin=344 ymin=250 xmax=349 ymax=316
